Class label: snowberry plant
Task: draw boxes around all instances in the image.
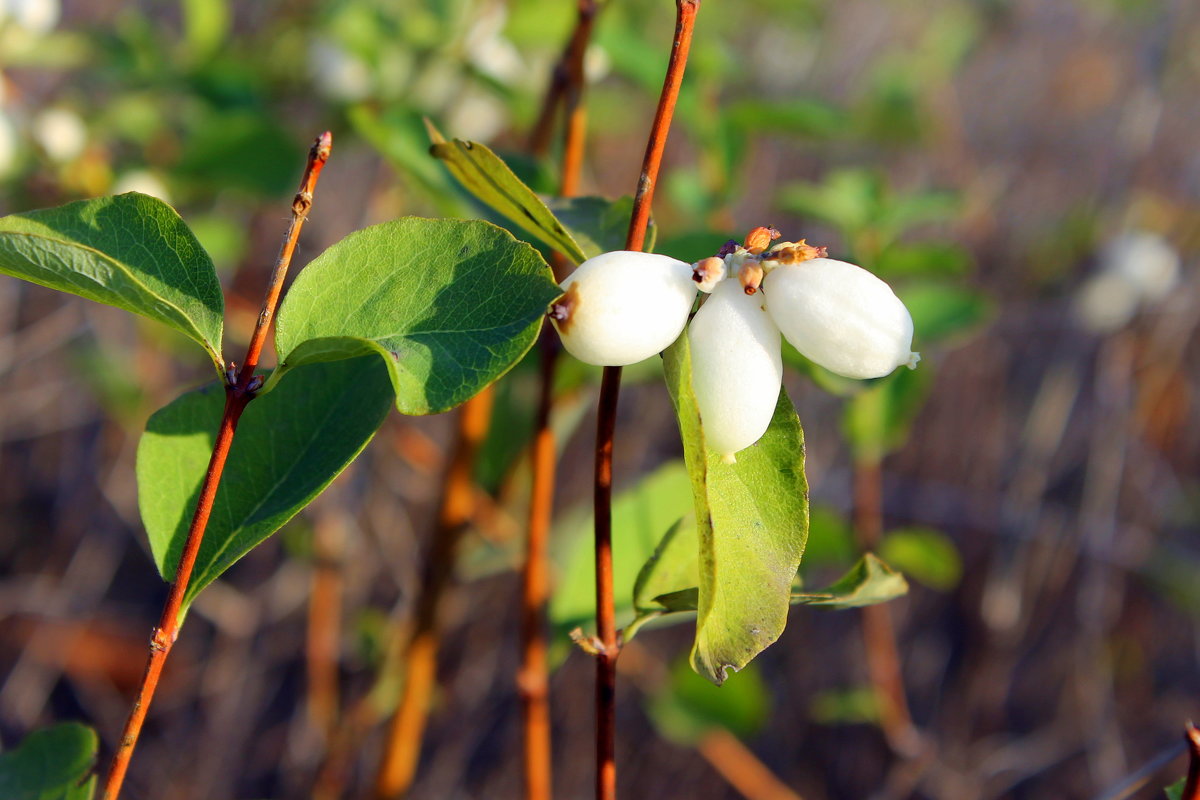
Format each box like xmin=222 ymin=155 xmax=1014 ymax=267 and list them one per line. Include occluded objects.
xmin=0 ymin=134 xmax=561 ymax=800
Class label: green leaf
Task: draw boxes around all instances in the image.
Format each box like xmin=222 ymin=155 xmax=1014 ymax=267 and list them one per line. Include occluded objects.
xmin=842 ymin=365 xmax=934 ymax=462
xmin=138 ymin=356 xmax=393 ymax=607
xmin=348 ymin=106 xmax=466 ymax=217
xmin=543 ymin=196 xmax=655 ymax=261
xmin=175 ymin=111 xmax=304 ymax=197
xmin=874 ymin=242 xmax=972 ymax=279
xmin=900 ymin=281 xmax=993 ymax=344
xmin=810 ymin=687 xmax=881 ymax=725
xmin=0 ymin=723 xmax=98 ymax=800
xmin=663 ymin=334 xmax=809 ymax=685
xmin=647 ymin=657 xmax=769 ymax=746
xmin=0 ymin=193 xmax=224 ymax=369
xmin=426 ymin=122 xmax=588 ymax=265
xmin=1164 ymin=777 xmax=1184 ymax=800
xmin=271 ymin=217 xmax=560 ymax=415
xmin=792 ymin=553 xmax=909 ymax=609
xmin=550 ymin=461 xmax=695 ymax=638
xmin=879 ymin=527 xmax=962 ymax=590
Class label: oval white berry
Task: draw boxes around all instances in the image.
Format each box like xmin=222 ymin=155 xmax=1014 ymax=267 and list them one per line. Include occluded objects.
xmin=762 ymin=257 xmax=917 ymax=380
xmin=551 ymin=251 xmax=697 ymax=367
xmin=688 ymin=279 xmax=783 ymax=462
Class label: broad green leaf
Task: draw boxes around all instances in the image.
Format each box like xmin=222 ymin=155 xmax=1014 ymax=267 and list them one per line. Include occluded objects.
xmin=543 ymin=196 xmax=655 ymax=262
xmin=550 ymin=461 xmax=695 ymax=638
xmin=879 ymin=527 xmax=961 ymax=590
xmin=139 ymin=356 xmax=393 ymax=606
xmin=0 ymin=723 xmax=97 ymax=800
xmin=900 ymin=282 xmax=993 ymax=344
xmin=61 ymin=777 xmax=95 ymax=800
xmin=647 ymin=657 xmax=769 ymax=746
xmin=271 ymin=217 xmax=560 ymax=415
xmin=426 ymin=123 xmax=588 ymax=265
xmin=663 ymin=334 xmax=809 ymax=685
xmin=0 ymin=193 xmax=224 ymax=368
xmin=792 ymin=554 xmax=908 ymax=609
xmin=1164 ymin=778 xmax=1185 ymax=800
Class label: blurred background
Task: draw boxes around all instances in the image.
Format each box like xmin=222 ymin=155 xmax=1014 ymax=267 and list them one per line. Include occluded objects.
xmin=0 ymin=0 xmax=1197 ymax=797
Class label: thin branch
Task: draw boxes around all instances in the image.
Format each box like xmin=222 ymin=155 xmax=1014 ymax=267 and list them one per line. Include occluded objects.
xmin=373 ymin=388 xmax=496 ymax=800
xmin=100 ymin=132 xmax=333 ymax=800
xmin=593 ymin=4 xmax=700 ymax=800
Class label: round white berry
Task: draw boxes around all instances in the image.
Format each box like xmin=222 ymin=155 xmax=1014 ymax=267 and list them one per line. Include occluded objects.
xmin=763 ymin=257 xmax=917 ymax=380
xmin=551 ymin=251 xmax=697 ymax=367
xmin=688 ymin=279 xmax=783 ymax=462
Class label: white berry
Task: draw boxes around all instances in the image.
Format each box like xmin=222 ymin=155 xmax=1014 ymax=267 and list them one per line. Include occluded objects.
xmin=551 ymin=251 xmax=698 ymax=367
xmin=688 ymin=279 xmax=783 ymax=462
xmin=763 ymin=257 xmax=917 ymax=380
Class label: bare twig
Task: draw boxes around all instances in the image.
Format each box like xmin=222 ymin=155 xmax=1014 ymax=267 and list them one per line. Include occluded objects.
xmin=306 ymin=504 xmax=347 ymax=740
xmin=101 ymin=132 xmax=333 ymax=800
xmin=592 ymin=4 xmax=700 ymax=799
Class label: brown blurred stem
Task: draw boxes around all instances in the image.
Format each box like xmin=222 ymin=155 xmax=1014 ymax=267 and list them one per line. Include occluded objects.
xmin=1184 ymin=723 xmax=1200 ymax=800
xmin=592 ymin=4 xmax=699 ymax=799
xmin=307 ymin=507 xmax=347 ymax=739
xmin=853 ymin=457 xmax=921 ymax=756
xmin=529 ymin=0 xmax=598 ymax=160
xmin=519 ymin=4 xmax=599 ymax=799
xmin=373 ymin=388 xmax=495 ymax=799
xmin=100 ymin=132 xmax=333 ymax=800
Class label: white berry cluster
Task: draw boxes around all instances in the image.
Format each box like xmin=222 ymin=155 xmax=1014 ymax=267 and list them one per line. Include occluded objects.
xmin=549 ymin=227 xmax=919 ymax=462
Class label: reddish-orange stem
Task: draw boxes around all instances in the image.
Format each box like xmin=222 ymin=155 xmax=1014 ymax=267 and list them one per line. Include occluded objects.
xmin=593 ymin=6 xmax=699 ymax=800
xmin=100 ymin=132 xmax=332 ymax=800
xmin=374 ymin=388 xmax=496 ymax=800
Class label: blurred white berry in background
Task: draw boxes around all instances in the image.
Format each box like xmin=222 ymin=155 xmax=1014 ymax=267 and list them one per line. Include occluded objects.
xmin=113 ymin=171 xmax=172 ymax=205
xmin=0 ymin=111 xmax=17 ymax=179
xmin=309 ymin=39 xmax=373 ymax=102
xmin=1074 ymin=230 xmax=1181 ymax=334
xmin=31 ymin=107 xmax=86 ymax=163
xmin=1 ymin=0 xmax=61 ymax=36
